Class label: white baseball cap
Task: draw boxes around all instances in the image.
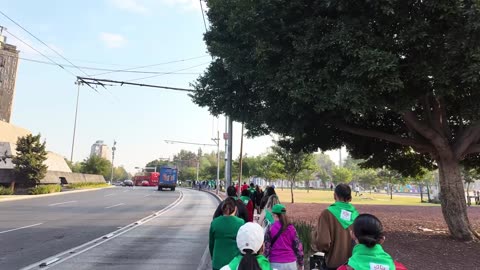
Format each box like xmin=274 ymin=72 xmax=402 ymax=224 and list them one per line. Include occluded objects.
xmin=236 ymin=222 xmax=264 ymax=254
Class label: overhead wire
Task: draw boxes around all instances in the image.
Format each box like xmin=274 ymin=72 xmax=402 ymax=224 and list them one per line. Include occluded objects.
xmin=126 ymin=62 xmax=210 ymax=82
xmin=0 ymin=10 xmax=90 ymax=77
xmin=20 ymin=57 xmax=204 ymax=75
xmin=3 ymin=29 xmax=101 ymax=93
xmin=91 ymin=55 xmax=209 ymax=76
xmin=77 ymin=77 xmax=195 ymax=92
xmin=199 ymin=0 xmax=208 ymax=33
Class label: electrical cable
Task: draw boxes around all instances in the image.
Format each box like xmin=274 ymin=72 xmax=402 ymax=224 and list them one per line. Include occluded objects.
xmin=20 ymin=57 xmax=203 ymax=75
xmin=91 ymin=55 xmax=209 ymax=76
xmin=125 ymin=62 xmax=210 ymax=82
xmin=4 ymin=29 xmax=100 ymax=92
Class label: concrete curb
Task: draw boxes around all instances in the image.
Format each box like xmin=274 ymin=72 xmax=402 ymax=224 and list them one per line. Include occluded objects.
xmin=196 ymin=188 xmax=222 ymax=270
xmin=0 ymin=186 xmax=115 ymax=203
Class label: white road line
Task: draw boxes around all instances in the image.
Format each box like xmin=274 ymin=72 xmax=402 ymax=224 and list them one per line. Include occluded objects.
xmin=48 ymin=201 xmax=77 ymax=206
xmin=143 ymin=194 xmax=151 ymax=198
xmin=0 ymin=223 xmax=43 ymax=234
xmin=104 ymin=193 xmax=116 ymax=197
xmin=105 ymin=203 xmax=125 ymax=209
xmin=20 ymin=191 xmax=185 ymax=270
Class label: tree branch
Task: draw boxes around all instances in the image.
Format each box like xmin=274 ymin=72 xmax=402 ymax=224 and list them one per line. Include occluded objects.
xmin=335 ymin=123 xmax=434 ymax=153
xmin=403 ymin=111 xmax=447 ymax=150
xmin=438 ymin=97 xmax=452 ymax=139
xmin=431 ymin=96 xmax=445 ymax=136
xmin=454 ymin=121 xmax=480 ymax=159
xmin=463 ymin=144 xmax=480 ymax=157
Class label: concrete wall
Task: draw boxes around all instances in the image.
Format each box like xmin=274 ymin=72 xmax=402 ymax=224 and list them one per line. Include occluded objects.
xmin=0 ymin=120 xmax=30 ymax=143
xmin=0 ymin=169 xmax=14 ymax=184
xmin=41 ymin=171 xmax=106 ymax=184
xmin=45 ymin=152 xmax=72 ymax=173
xmin=0 ymin=169 xmax=105 ymax=185
xmin=0 ymin=142 xmax=14 ymax=169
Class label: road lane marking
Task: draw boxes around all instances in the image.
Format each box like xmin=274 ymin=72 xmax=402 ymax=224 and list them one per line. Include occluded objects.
xmin=105 ymin=203 xmax=125 ymax=209
xmin=143 ymin=194 xmax=151 ymax=198
xmin=104 ymin=193 xmax=116 ymax=197
xmin=0 ymin=223 xmax=43 ymax=234
xmin=49 ymin=201 xmax=77 ymax=206
xmin=20 ymin=191 xmax=185 ymax=270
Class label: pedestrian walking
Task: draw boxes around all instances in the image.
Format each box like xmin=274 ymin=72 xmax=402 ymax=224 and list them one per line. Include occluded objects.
xmin=311 ymin=184 xmax=359 ymax=270
xmin=337 ymin=214 xmax=408 ymax=270
xmin=258 ymin=192 xmax=281 ymax=230
xmin=209 ymin=197 xmax=245 ymax=270
xmin=264 ymin=204 xmax=304 ymax=270
xmin=213 ymin=186 xmax=249 ymax=223
xmin=260 ymin=186 xmax=277 ymax=211
xmin=240 ymin=189 xmax=255 ymax=222
xmin=254 ymin=185 xmax=264 ymax=214
xmin=354 ymin=186 xmax=360 ymax=197
xmin=220 ymin=222 xmax=273 ymax=270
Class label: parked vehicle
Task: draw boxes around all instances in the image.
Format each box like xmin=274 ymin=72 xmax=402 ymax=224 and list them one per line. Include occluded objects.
xmin=123 ymin=179 xmax=134 ymax=187
xmin=158 ymin=166 xmax=177 ymax=191
xmin=141 ymin=180 xmax=150 ymax=186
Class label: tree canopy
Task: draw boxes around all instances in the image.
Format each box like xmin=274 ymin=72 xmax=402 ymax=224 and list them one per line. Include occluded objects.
xmin=193 ymin=0 xmax=480 ymax=240
xmin=12 ymin=134 xmax=48 ymax=187
xmin=81 ymin=156 xmax=111 ymax=178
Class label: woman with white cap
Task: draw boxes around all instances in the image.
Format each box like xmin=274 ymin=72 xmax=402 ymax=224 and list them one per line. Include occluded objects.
xmin=220 ymin=222 xmax=272 ymax=270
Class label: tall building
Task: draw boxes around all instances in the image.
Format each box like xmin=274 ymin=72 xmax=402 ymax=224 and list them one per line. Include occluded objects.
xmin=0 ymin=27 xmax=19 ymax=123
xmin=90 ymin=140 xmax=111 ymax=161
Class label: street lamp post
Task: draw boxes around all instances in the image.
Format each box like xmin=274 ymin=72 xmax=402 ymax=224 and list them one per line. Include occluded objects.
xmin=70 ymin=81 xmax=81 ymax=163
xmin=110 ymin=140 xmax=117 ymax=183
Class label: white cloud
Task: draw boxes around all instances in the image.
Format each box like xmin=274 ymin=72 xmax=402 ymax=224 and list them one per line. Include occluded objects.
xmin=99 ymin=32 xmax=127 ymax=48
xmin=108 ymin=0 xmax=148 ymax=14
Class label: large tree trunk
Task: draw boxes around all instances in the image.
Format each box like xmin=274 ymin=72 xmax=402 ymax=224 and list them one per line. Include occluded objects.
xmin=306 ymin=180 xmax=310 ymax=193
xmin=419 ymin=183 xmax=424 ymax=203
xmin=426 ymin=184 xmax=431 ymax=202
xmin=437 ymin=157 xmax=478 ymax=241
xmin=290 ymin=179 xmax=294 ymax=203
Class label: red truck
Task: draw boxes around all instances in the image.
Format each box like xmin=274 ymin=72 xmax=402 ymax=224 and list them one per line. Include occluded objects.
xmin=133 ymin=172 xmax=159 ymax=186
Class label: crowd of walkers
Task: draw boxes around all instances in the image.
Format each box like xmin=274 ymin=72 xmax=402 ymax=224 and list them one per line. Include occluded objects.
xmin=209 ymin=183 xmax=407 ymax=270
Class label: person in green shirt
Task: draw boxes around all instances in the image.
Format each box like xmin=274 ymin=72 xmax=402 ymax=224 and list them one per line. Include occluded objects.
xmin=339 ymin=213 xmax=407 ymax=270
xmin=209 ymin=197 xmax=245 ymax=270
xmin=220 ymin=222 xmax=272 ymax=270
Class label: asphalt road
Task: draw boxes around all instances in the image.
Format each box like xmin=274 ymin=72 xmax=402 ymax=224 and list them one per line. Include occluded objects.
xmin=0 ymin=186 xmax=206 ymax=269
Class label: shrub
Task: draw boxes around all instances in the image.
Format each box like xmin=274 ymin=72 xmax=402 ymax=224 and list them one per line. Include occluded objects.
xmin=67 ymin=182 xmax=108 ymax=189
xmin=28 ymin=185 xmax=61 ymax=195
xmin=293 ymin=220 xmax=314 ymax=255
xmin=0 ymin=186 xmax=13 ymax=195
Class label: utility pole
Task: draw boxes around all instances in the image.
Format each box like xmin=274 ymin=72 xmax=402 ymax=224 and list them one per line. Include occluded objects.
xmin=70 ymin=81 xmax=81 ymax=162
xmin=224 ymin=117 xmax=228 ymax=191
xmin=212 ymin=130 xmax=220 ymax=195
xmin=227 ymin=117 xmax=233 ymax=188
xmin=197 ymin=148 xmax=201 ymax=183
xmin=237 ymin=123 xmax=244 ymax=197
xmin=110 ymin=140 xmax=117 ymax=183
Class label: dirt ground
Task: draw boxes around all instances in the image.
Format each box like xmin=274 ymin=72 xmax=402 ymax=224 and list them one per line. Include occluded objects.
xmin=286 ymin=203 xmax=480 ymax=270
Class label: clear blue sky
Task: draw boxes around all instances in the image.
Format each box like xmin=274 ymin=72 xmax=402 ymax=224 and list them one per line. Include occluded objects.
xmin=0 ymin=0 xmax=278 ymax=173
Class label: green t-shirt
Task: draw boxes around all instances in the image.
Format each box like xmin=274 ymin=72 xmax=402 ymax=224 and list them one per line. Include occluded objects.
xmin=209 ymin=215 xmax=245 ymax=269
xmin=327 ymin=201 xmax=359 ymax=229
xmin=347 ymin=244 xmax=396 ymax=270
xmin=240 ymin=196 xmax=251 ymax=205
xmin=227 ymin=254 xmax=273 ymax=270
